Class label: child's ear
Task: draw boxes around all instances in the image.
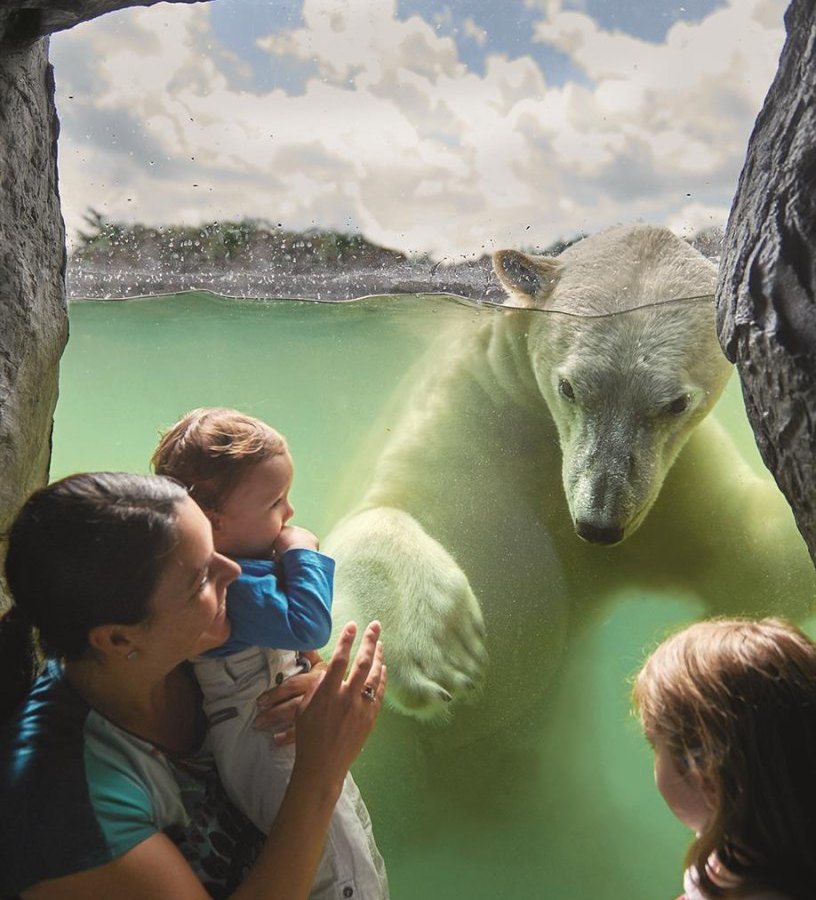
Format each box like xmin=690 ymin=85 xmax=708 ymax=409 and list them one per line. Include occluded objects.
xmin=697 ymin=770 xmax=717 ymax=808
xmin=686 ymin=756 xmax=715 ymax=808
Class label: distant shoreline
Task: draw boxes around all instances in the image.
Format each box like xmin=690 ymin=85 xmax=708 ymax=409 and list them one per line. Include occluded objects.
xmin=66 ymin=255 xmax=506 ymax=303
xmin=66 ymin=214 xmax=722 ymax=303
xmin=66 ymin=213 xmax=510 ymax=302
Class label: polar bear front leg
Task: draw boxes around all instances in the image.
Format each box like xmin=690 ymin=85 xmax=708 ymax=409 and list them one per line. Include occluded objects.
xmin=324 ymin=506 xmax=488 ymax=720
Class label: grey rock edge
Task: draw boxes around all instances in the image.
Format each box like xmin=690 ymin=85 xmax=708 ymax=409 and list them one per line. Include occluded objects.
xmin=0 ymin=36 xmax=67 ymax=603
xmin=715 ymin=0 xmax=816 ymax=565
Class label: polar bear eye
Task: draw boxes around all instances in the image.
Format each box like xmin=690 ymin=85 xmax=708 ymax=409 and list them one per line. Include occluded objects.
xmin=665 ymin=395 xmax=690 ymax=416
xmin=558 ymin=378 xmax=575 ymax=402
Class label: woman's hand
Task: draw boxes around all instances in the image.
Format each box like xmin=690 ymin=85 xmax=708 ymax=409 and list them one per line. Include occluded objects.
xmin=241 ymin=624 xmax=385 ymax=899
xmin=292 ymin=621 xmax=386 ymax=790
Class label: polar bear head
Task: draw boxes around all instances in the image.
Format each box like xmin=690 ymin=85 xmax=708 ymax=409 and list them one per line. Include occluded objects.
xmin=493 ymin=224 xmax=732 ymax=545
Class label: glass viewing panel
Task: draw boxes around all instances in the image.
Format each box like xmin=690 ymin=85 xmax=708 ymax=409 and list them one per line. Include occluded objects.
xmin=46 ymin=1 xmax=806 ymax=898
xmin=51 ymin=290 xmax=816 ymax=899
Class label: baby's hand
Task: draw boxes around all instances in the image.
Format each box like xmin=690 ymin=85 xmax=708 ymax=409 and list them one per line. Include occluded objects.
xmin=274 ymin=525 xmax=320 ymax=555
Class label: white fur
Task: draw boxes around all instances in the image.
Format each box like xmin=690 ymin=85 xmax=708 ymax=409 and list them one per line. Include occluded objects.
xmin=325 ymin=224 xmax=815 ymax=726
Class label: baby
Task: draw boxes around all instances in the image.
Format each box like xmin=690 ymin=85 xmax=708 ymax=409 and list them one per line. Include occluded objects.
xmin=152 ymin=407 xmax=388 ymax=900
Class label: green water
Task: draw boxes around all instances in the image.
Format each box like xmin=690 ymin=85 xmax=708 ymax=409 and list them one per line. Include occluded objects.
xmin=51 ymin=292 xmax=811 ymax=899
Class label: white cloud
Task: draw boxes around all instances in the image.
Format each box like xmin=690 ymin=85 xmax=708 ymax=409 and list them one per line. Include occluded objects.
xmin=531 ymin=0 xmax=786 ymax=174
xmin=463 ymin=17 xmax=488 ymax=47
xmin=51 ymin=0 xmax=788 ymax=259
xmin=667 ymin=202 xmax=732 ymax=240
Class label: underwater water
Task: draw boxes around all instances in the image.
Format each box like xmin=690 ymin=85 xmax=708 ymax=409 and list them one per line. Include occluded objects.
xmin=51 ymin=291 xmax=815 ymax=900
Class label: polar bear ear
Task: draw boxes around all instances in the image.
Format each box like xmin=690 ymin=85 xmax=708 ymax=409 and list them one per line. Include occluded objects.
xmin=492 ymin=250 xmax=562 ymax=308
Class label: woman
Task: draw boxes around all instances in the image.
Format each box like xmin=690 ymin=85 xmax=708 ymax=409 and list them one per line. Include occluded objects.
xmin=0 ymin=472 xmax=386 ymax=900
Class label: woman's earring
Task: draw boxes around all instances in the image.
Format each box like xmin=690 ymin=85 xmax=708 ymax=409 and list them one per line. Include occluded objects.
xmin=127 ymin=650 xmax=139 ymax=660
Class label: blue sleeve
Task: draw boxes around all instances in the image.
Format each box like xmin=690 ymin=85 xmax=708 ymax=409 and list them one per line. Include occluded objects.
xmin=212 ymin=549 xmax=334 ymax=655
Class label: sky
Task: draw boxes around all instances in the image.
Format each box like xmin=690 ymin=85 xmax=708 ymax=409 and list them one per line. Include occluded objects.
xmin=50 ymin=0 xmax=789 ymax=260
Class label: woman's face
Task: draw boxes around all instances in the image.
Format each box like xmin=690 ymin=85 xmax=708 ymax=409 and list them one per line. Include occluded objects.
xmin=141 ymin=496 xmax=240 ymax=663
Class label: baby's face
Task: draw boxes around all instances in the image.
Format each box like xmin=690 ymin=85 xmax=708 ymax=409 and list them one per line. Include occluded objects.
xmin=212 ymin=452 xmax=295 ymax=558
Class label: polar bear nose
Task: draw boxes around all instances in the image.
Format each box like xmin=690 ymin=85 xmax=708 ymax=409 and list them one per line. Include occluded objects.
xmin=575 ymin=521 xmax=624 ymax=545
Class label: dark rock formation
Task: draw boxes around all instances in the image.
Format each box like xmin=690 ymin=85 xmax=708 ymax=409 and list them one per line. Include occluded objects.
xmin=0 ymin=36 xmax=66 ymax=593
xmin=0 ymin=2 xmax=205 ymax=43
xmin=715 ymin=0 xmax=816 ymax=563
xmin=0 ymin=0 xmax=210 ymax=607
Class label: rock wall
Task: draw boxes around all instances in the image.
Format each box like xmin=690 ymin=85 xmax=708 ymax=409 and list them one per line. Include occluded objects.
xmin=0 ymin=2 xmax=203 ymax=40
xmin=0 ymin=35 xmax=66 ymax=601
xmin=715 ymin=0 xmax=816 ymax=564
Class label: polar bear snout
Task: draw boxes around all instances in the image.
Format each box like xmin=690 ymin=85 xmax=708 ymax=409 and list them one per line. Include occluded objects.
xmin=565 ymin=455 xmax=651 ymax=545
xmin=575 ymin=520 xmax=624 ymax=545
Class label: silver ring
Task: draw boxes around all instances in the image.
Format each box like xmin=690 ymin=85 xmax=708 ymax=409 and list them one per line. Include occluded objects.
xmin=361 ymin=684 xmax=377 ymax=703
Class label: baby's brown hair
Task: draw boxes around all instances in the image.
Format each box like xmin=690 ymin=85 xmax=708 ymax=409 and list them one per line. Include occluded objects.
xmin=152 ymin=407 xmax=287 ymax=510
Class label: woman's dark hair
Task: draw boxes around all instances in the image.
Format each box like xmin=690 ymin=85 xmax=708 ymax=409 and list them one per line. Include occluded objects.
xmin=0 ymin=472 xmax=188 ymax=720
xmin=634 ymin=617 xmax=816 ymax=899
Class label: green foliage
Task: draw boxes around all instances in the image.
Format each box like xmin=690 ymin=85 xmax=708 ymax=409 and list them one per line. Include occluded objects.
xmin=70 ymin=209 xmax=409 ymax=269
xmin=520 ymin=233 xmax=587 ymax=257
xmin=76 ymin=208 xmax=127 ymax=248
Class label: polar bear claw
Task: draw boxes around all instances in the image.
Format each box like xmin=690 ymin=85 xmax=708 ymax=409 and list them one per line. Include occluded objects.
xmin=325 ymin=506 xmax=488 ymax=720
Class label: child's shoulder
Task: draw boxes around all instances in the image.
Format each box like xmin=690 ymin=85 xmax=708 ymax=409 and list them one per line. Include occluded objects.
xmin=679 ymin=882 xmax=794 ymax=900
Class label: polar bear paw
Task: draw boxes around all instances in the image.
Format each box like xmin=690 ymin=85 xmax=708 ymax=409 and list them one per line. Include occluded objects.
xmin=385 ymin=556 xmax=488 ymax=720
xmin=325 ymin=506 xmax=488 ymax=721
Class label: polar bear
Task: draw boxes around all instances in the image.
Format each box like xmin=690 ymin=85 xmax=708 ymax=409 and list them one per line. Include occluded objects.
xmin=325 ymin=224 xmax=816 ymax=730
